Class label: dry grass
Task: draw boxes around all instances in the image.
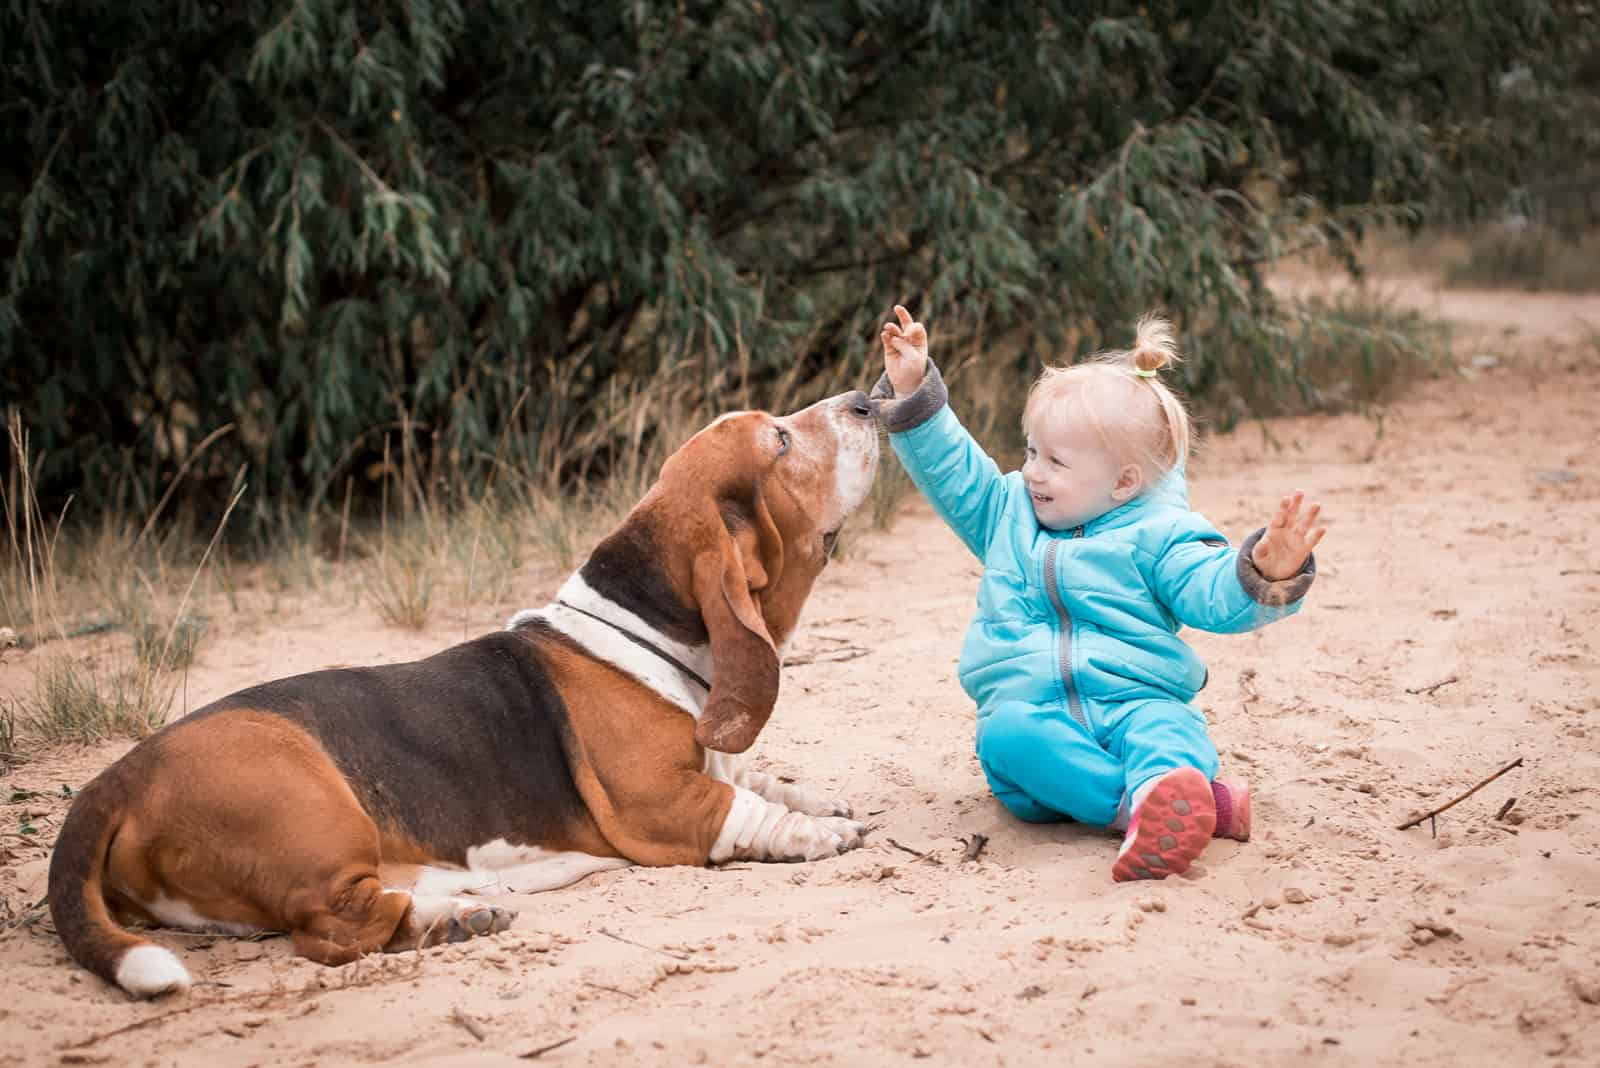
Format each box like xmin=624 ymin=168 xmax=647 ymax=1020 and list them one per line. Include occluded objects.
xmin=363 ymin=530 xmax=438 ymax=630
xmin=1 ymin=410 xmax=240 ymax=763
xmin=0 ymin=702 xmax=19 ymax=772
xmin=352 ymin=356 xmax=757 ymax=627
xmin=10 ymin=654 xmax=173 ymax=746
xmin=1442 ymin=224 xmax=1600 ymax=293
xmin=1294 ymin=223 xmax=1600 ymax=295
xmin=133 ymin=613 xmax=207 ymax=673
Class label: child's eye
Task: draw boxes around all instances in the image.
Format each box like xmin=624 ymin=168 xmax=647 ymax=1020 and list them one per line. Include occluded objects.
xmin=1024 ymin=445 xmax=1037 ymax=458
xmin=1050 ymin=457 xmax=1065 ymax=468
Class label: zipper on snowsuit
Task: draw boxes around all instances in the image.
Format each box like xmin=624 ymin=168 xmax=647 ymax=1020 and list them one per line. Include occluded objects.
xmin=1044 ymin=525 xmax=1087 ymax=729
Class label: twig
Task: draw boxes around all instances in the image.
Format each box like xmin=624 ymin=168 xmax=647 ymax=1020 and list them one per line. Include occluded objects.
xmin=962 ymin=834 xmax=989 ymax=863
xmin=1405 ymin=675 xmax=1459 ymax=696
xmin=63 ymin=994 xmax=244 ymax=1049
xmin=520 ymin=1035 xmax=578 ymax=1060
xmin=785 ymin=646 xmax=869 ymax=667
xmin=1495 ymin=797 xmax=1517 ymax=821
xmin=886 ymin=838 xmax=942 ymax=865
xmin=597 ymin=927 xmax=691 ymax=961
xmin=583 ymin=982 xmax=639 ymax=1000
xmin=1315 ymin=670 xmax=1364 ymax=685
xmin=451 ymin=1007 xmax=486 ymax=1042
xmin=1397 ymin=757 xmax=1524 ymax=831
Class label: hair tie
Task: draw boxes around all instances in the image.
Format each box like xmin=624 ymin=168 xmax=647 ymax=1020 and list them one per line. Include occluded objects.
xmin=1132 ymin=367 xmax=1159 ymax=379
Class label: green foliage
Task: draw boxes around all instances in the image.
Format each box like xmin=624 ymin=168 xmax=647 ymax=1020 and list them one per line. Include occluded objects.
xmin=0 ymin=1 xmax=1580 ymax=529
xmin=1427 ymin=1 xmax=1600 ymax=229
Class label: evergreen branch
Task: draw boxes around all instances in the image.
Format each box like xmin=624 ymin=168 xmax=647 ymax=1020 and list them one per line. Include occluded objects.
xmin=314 ymin=118 xmax=399 ymax=199
xmin=794 ymin=247 xmax=919 ymax=278
xmin=6 ymin=122 xmax=73 ymax=295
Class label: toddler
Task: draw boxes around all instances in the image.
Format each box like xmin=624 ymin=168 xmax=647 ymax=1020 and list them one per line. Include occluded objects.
xmin=872 ymin=305 xmax=1324 ymax=881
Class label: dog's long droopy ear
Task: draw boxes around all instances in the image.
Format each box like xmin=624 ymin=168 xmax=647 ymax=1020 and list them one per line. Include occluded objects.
xmin=692 ymin=523 xmax=780 ymax=754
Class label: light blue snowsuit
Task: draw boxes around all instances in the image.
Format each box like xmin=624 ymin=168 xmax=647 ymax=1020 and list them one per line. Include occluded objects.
xmin=872 ymin=363 xmax=1316 ymax=826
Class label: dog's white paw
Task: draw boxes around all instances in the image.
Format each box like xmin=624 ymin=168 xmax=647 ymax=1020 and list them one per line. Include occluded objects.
xmin=413 ymin=896 xmax=518 ymax=946
xmin=446 ymin=902 xmax=517 ymax=942
xmin=820 ymin=796 xmax=854 ymax=819
xmin=813 ymin=816 xmax=867 ymax=855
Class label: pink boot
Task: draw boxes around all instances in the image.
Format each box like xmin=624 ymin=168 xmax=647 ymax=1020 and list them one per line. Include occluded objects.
xmin=1112 ymin=767 xmax=1217 ymax=882
xmin=1212 ymin=779 xmax=1251 ymax=842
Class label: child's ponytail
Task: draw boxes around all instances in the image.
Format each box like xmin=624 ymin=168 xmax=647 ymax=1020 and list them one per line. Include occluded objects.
xmin=1120 ymin=313 xmax=1192 ymax=473
xmin=1130 ymin=314 xmax=1180 ymax=378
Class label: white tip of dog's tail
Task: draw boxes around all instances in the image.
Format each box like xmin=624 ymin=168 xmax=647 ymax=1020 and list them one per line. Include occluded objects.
xmin=114 ymin=944 xmax=192 ymax=998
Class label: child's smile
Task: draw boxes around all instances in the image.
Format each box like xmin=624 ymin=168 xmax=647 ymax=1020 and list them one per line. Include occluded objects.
xmin=1021 ymin=418 xmax=1136 ymax=531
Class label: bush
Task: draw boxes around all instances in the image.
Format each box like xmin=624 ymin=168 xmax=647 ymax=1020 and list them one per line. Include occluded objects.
xmin=1 ymin=1 xmax=1574 ymax=533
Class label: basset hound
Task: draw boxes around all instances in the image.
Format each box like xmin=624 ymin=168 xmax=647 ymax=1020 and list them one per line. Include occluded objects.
xmin=48 ymin=390 xmax=879 ymax=998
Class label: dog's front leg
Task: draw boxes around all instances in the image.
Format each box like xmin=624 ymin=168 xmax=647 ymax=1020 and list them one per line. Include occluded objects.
xmin=709 ymin=786 xmax=864 ymax=863
xmin=742 ymin=771 xmax=854 ymax=819
xmin=703 ymin=752 xmax=853 ymax=819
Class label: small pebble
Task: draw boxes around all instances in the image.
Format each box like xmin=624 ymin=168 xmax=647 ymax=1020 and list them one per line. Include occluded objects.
xmin=1283 ymin=887 xmax=1310 ymax=905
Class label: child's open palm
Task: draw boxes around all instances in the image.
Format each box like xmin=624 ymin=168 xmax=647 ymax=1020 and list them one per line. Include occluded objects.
xmin=881 ymin=305 xmax=929 ymax=396
xmin=1251 ymin=491 xmax=1326 ymax=580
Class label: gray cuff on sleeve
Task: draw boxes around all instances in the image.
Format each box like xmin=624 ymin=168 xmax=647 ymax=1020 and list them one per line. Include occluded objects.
xmin=869 ymin=360 xmax=949 ymax=433
xmin=1236 ymin=527 xmax=1316 ymax=607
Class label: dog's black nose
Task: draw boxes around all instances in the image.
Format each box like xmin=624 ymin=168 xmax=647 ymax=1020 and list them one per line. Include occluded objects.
xmin=844 ymin=390 xmax=872 ymax=418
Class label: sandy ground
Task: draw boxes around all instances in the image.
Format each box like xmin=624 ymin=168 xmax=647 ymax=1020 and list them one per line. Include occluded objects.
xmin=2 ymin=276 xmax=1598 ymax=1068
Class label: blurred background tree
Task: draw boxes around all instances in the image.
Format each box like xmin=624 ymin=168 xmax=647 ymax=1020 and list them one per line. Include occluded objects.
xmin=2 ymin=0 xmax=1591 ymax=534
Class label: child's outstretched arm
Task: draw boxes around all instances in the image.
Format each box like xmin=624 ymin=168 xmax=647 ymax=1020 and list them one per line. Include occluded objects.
xmin=1153 ymin=491 xmax=1325 ymax=633
xmin=872 ymin=305 xmax=1010 ymax=559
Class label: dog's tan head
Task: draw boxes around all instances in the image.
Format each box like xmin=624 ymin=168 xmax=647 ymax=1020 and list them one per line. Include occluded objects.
xmin=582 ymin=389 xmax=878 ymax=753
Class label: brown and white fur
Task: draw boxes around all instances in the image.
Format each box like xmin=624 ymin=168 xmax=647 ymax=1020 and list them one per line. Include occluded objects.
xmin=47 ymin=390 xmax=879 ymax=998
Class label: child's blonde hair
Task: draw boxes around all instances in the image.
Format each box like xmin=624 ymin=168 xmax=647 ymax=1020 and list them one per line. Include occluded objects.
xmin=1022 ymin=313 xmax=1193 ymax=486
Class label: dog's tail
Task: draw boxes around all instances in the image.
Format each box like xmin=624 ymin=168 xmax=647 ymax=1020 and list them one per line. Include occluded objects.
xmin=47 ymin=767 xmax=191 ymax=998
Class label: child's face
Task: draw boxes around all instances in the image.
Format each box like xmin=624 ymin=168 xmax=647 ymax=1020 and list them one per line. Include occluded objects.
xmin=1022 ymin=415 xmax=1137 ymax=531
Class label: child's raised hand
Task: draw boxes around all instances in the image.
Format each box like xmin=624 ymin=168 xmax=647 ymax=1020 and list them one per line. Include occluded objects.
xmin=881 ymin=304 xmax=929 ymax=396
xmin=1250 ymin=491 xmax=1326 ymax=580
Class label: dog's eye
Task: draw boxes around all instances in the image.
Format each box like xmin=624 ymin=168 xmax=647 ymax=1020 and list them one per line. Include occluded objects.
xmin=775 ymin=427 xmax=791 ymax=456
